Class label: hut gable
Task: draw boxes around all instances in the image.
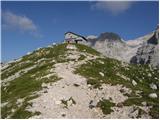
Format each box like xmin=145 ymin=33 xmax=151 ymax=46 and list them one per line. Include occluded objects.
xmin=65 ymin=32 xmax=87 ymax=43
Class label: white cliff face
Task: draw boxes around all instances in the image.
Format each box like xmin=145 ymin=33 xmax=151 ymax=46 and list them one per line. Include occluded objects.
xmin=85 ymin=32 xmax=137 ymax=63
xmin=85 ymin=28 xmax=159 ymax=67
xmin=93 ymin=39 xmax=130 ymax=62
xmin=130 ymin=27 xmax=159 ymax=67
xmin=126 ymin=32 xmax=154 ymax=47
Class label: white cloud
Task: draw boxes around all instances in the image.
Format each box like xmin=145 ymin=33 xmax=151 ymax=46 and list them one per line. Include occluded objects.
xmin=92 ymin=1 xmax=133 ymax=15
xmin=2 ymin=11 xmax=42 ymax=38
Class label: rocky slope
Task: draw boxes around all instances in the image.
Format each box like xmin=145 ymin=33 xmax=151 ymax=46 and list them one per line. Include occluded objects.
xmin=83 ymin=26 xmax=159 ymax=67
xmin=1 ymin=43 xmax=158 ymax=119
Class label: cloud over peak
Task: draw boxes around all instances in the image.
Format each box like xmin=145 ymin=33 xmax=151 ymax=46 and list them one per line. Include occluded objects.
xmin=92 ymin=1 xmax=133 ymax=15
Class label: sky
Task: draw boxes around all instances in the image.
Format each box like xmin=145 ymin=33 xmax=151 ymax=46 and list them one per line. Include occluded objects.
xmin=1 ymin=1 xmax=159 ymax=62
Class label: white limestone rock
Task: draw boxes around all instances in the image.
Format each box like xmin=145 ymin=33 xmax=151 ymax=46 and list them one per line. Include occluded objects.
xmin=149 ymin=83 xmax=157 ymax=90
xmin=132 ymin=80 xmax=137 ymax=86
xmin=149 ymin=93 xmax=157 ymax=98
xmin=141 ymin=101 xmax=147 ymax=106
xmin=148 ymin=73 xmax=152 ymax=77
xmin=99 ymin=72 xmax=104 ymax=77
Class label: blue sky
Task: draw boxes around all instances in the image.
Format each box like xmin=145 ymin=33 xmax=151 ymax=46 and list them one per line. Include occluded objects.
xmin=1 ymin=1 xmax=159 ymax=62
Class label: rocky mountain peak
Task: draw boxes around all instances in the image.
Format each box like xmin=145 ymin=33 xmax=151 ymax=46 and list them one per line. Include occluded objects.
xmin=98 ymin=32 xmax=122 ymax=42
xmin=147 ymin=25 xmax=159 ymax=45
xmin=83 ymin=25 xmax=159 ymax=67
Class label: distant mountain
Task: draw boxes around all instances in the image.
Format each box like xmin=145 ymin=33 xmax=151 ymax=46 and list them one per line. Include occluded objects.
xmin=84 ymin=26 xmax=159 ymax=67
xmin=130 ymin=26 xmax=159 ymax=67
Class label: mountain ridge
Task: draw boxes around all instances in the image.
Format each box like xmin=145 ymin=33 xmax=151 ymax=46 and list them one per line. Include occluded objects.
xmin=83 ymin=26 xmax=158 ymax=67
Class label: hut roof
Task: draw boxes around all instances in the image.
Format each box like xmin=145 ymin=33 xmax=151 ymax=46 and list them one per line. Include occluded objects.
xmin=65 ymin=31 xmax=88 ymax=41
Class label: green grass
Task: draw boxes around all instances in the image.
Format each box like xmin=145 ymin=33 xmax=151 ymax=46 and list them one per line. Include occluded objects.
xmin=1 ymin=43 xmax=72 ymax=118
xmin=74 ymin=57 xmax=159 ymax=118
xmin=75 ymin=43 xmax=100 ymax=56
xmin=18 ymin=44 xmax=68 ymax=64
xmin=1 ymin=44 xmax=65 ymax=118
xmin=2 ymin=43 xmax=159 ymax=118
xmin=1 ymin=62 xmax=34 ymax=80
xmin=78 ymin=54 xmax=86 ymax=61
xmin=97 ymin=99 xmax=115 ymax=115
xmin=1 ymin=95 xmax=40 ymax=119
xmin=1 ymin=62 xmax=60 ymax=118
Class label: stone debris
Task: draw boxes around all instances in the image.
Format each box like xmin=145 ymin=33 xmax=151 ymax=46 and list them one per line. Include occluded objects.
xmin=16 ymin=98 xmax=25 ymax=107
xmin=99 ymin=72 xmax=104 ymax=77
xmin=132 ymin=80 xmax=137 ymax=86
xmin=149 ymin=83 xmax=157 ymax=90
xmin=27 ymin=49 xmax=132 ymax=118
xmin=11 ymin=109 xmax=15 ymax=113
xmin=17 ymin=46 xmax=150 ymax=119
xmin=141 ymin=102 xmax=147 ymax=106
xmin=41 ymin=83 xmax=48 ymax=88
xmin=89 ymin=100 xmax=97 ymax=109
xmin=128 ymin=107 xmax=139 ymax=118
xmin=2 ymin=65 xmax=37 ymax=86
xmin=66 ymin=44 xmax=77 ymax=50
xmin=116 ymin=73 xmax=130 ymax=81
xmin=99 ymin=61 xmax=104 ymax=64
xmin=1 ymin=102 xmax=8 ymax=108
xmin=116 ymin=103 xmax=123 ymax=108
xmin=148 ymin=73 xmax=152 ymax=77
xmin=41 ymin=73 xmax=55 ymax=79
xmin=148 ymin=93 xmax=157 ymax=99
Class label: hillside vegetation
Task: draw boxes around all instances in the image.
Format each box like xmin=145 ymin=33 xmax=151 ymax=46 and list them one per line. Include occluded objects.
xmin=1 ymin=43 xmax=159 ymax=119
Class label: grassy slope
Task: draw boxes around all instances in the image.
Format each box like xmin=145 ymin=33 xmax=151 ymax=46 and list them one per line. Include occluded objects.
xmin=1 ymin=44 xmax=67 ymax=118
xmin=1 ymin=43 xmax=159 ymax=118
xmin=74 ymin=54 xmax=159 ymax=118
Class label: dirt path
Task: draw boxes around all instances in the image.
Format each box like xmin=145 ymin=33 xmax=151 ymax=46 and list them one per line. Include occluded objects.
xmin=27 ymin=45 xmax=150 ymax=119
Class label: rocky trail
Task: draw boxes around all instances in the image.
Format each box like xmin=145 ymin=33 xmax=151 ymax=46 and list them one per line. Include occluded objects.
xmin=26 ymin=45 xmax=151 ymax=119
xmin=2 ymin=43 xmax=157 ymax=119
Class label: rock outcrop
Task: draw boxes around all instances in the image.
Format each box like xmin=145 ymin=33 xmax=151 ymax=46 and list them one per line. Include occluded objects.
xmin=84 ymin=26 xmax=159 ymax=67
xmin=130 ymin=26 xmax=159 ymax=67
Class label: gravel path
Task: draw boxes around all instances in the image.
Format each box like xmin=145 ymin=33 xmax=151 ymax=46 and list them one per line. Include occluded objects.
xmin=27 ymin=45 xmax=150 ymax=119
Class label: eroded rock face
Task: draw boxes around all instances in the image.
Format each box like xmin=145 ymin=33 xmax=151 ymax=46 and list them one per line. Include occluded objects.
xmin=84 ymin=26 xmax=159 ymax=67
xmin=130 ymin=27 xmax=159 ymax=67
xmin=130 ymin=44 xmax=158 ymax=67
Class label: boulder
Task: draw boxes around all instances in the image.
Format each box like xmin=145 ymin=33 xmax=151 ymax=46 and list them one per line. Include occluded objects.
xmin=149 ymin=83 xmax=157 ymax=90
xmin=149 ymin=93 xmax=157 ymax=98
